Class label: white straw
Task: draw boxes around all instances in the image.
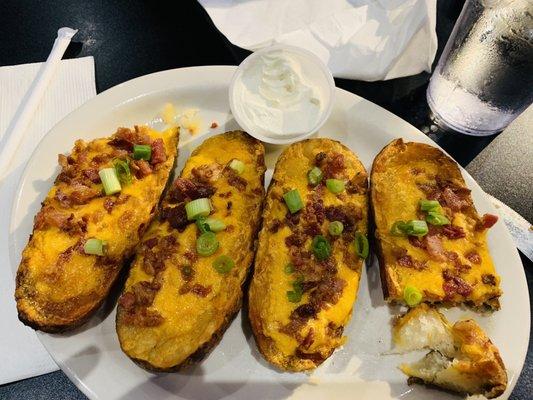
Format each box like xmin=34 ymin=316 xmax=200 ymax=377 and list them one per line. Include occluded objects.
xmin=0 ymin=27 xmax=77 ymax=181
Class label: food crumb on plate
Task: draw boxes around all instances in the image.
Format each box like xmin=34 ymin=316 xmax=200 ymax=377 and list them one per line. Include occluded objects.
xmin=210 ymin=121 xmax=218 ymax=129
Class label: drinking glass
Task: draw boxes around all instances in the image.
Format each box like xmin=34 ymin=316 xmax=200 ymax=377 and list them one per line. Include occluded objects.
xmin=427 ymin=0 xmax=533 ymax=136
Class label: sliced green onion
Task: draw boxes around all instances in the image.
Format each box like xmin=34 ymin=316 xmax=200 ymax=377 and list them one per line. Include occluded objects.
xmin=99 ymin=168 xmax=121 ymax=195
xmin=419 ymin=199 xmax=441 ymax=212
xmin=328 ymin=221 xmax=344 ymax=236
xmin=390 ymin=221 xmax=407 ymax=236
xmin=326 ymin=179 xmax=345 ymax=194
xmin=204 ymin=217 xmax=226 ymax=232
xmin=403 ymin=220 xmax=429 ymax=236
xmin=84 ymin=238 xmax=107 ymax=256
xmin=354 ymin=232 xmax=369 ymax=259
xmin=213 ymin=255 xmax=234 ymax=274
xmin=312 ymin=235 xmax=331 ymax=261
xmin=185 ymin=198 xmax=211 ymax=220
xmin=283 ymin=189 xmax=304 ymax=214
xmin=113 ymin=159 xmax=132 ymax=185
xmin=196 ymin=216 xmax=210 ymax=234
xmin=229 ymin=159 xmax=245 ymax=175
xmin=403 ymin=286 xmax=423 ymax=307
xmin=284 ymin=263 xmax=294 ymax=274
xmin=307 ymin=167 xmax=323 ymax=186
xmin=133 ymin=144 xmax=151 ymax=161
xmin=196 ymin=232 xmax=219 ymax=256
xmin=287 ymin=276 xmax=304 ymax=303
xmin=426 ymin=211 xmax=450 ymax=226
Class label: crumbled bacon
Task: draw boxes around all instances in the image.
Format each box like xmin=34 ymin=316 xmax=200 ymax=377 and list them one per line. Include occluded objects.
xmin=34 ymin=205 xmax=69 ymax=230
xmin=108 ymin=126 xmax=151 ymax=151
xmin=225 ymin=168 xmax=247 ymax=191
xmin=324 ymin=205 xmax=360 ymax=233
xmin=160 ymin=204 xmax=189 ymax=231
xmin=285 ymin=231 xmax=306 ymax=247
xmin=423 ymin=235 xmax=446 ymax=261
xmin=482 ymin=274 xmax=496 ymax=285
xmin=408 ymin=236 xmax=426 ymax=248
xmin=285 ymin=211 xmax=300 ymax=229
xmin=168 ymin=178 xmax=215 ymax=203
xmin=479 ymin=213 xmax=498 ymax=230
xmin=315 ymin=152 xmax=327 ymax=165
xmin=321 ymin=153 xmax=346 ymax=179
xmin=210 ymin=121 xmax=218 ymax=129
xmin=120 ymin=307 xmax=164 ymax=327
xmin=442 ymin=269 xmax=473 ymax=298
xmin=465 ymin=250 xmax=481 ymax=264
xmin=442 ymin=225 xmax=466 ymax=239
xmin=442 ymin=187 xmax=471 ymax=211
xmin=311 ymin=276 xmax=346 ymax=306
xmin=142 ymin=248 xmax=165 ymax=275
xmin=131 ymin=159 xmax=152 ymax=178
xmin=150 ymin=138 xmax=166 ymax=165
xmin=82 ymin=168 xmax=101 ymax=184
xmin=293 ymin=303 xmax=318 ymax=319
xmin=143 ymin=237 xmax=159 ymax=249
xmin=192 ymin=163 xmax=223 ymax=183
xmin=103 ymin=193 xmax=130 ymax=213
xmin=301 ymin=329 xmax=315 ymax=350
xmin=190 ymin=283 xmax=212 ymax=297
xmin=269 ymin=219 xmax=282 ymax=233
xmin=118 ymin=292 xmax=136 ymax=310
xmin=397 ymin=255 xmax=427 ymax=270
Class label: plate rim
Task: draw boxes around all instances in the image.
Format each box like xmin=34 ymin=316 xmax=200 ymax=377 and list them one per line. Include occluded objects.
xmin=9 ymin=65 xmax=530 ymax=400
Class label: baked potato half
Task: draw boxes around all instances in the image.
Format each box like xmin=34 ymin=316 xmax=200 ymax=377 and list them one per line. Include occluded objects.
xmin=249 ymin=138 xmax=368 ymax=371
xmin=116 ymin=131 xmax=265 ymax=371
xmin=16 ymin=126 xmax=179 ymax=332
xmin=371 ymin=139 xmax=501 ymax=309
xmin=394 ymin=304 xmax=507 ymax=398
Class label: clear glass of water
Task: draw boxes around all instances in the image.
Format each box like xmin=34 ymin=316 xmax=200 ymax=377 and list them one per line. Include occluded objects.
xmin=427 ymin=0 xmax=533 ymax=136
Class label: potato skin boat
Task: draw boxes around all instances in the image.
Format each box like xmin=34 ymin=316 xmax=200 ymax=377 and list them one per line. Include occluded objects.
xmin=116 ymin=131 xmax=265 ymax=372
xmin=370 ymin=139 xmax=501 ymax=309
xmin=249 ymin=138 xmax=368 ymax=371
xmin=15 ymin=126 xmax=179 ymax=333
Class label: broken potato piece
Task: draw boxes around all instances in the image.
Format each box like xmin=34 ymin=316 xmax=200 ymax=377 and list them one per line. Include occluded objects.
xmin=393 ymin=304 xmax=507 ymax=398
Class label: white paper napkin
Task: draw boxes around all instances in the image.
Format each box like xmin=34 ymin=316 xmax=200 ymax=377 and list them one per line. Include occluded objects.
xmin=0 ymin=56 xmax=96 ymax=385
xmin=199 ymin=0 xmax=437 ymax=81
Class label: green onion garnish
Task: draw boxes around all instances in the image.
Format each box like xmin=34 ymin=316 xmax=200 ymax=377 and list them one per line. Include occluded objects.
xmin=196 ymin=216 xmax=210 ymax=234
xmin=185 ymin=198 xmax=212 ymax=220
xmin=99 ymin=168 xmax=121 ymax=195
xmin=283 ymin=189 xmax=304 ymax=214
xmin=84 ymin=238 xmax=107 ymax=256
xmin=196 ymin=231 xmax=219 ymax=256
xmin=326 ymin=179 xmax=345 ymax=194
xmin=287 ymin=276 xmax=304 ymax=303
xmin=328 ymin=221 xmax=344 ymax=236
xmin=284 ymin=263 xmax=294 ymax=274
xmin=307 ymin=167 xmax=323 ymax=186
xmin=229 ymin=159 xmax=245 ymax=175
xmin=133 ymin=144 xmax=151 ymax=161
xmin=113 ymin=159 xmax=132 ymax=185
xmin=419 ymin=199 xmax=441 ymax=212
xmin=312 ymin=235 xmax=331 ymax=260
xmin=403 ymin=285 xmax=423 ymax=307
xmin=354 ymin=232 xmax=369 ymax=259
xmin=213 ymin=255 xmax=234 ymax=274
xmin=391 ymin=220 xmax=428 ymax=236
xmin=390 ymin=221 xmax=407 ymax=236
xmin=204 ymin=218 xmax=226 ymax=232
xmin=426 ymin=211 xmax=450 ymax=226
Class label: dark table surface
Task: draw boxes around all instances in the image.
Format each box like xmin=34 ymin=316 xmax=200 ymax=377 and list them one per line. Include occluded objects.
xmin=0 ymin=1 xmax=531 ymax=399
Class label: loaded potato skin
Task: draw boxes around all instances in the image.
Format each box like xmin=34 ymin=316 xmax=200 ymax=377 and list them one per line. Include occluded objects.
xmin=249 ymin=138 xmax=368 ymax=372
xmin=116 ymin=131 xmax=265 ymax=372
xmin=16 ymin=126 xmax=179 ymax=332
xmin=371 ymin=139 xmax=501 ymax=309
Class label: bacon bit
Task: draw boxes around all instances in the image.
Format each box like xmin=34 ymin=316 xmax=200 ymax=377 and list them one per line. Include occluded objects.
xmin=285 ymin=231 xmax=306 ymax=247
xmin=315 ymin=152 xmax=327 ymax=165
xmin=218 ymin=191 xmax=232 ymax=198
xmin=108 ymin=126 xmax=152 ymax=151
xmin=131 ymin=281 xmax=160 ymax=306
xmin=34 ymin=205 xmax=69 ymax=230
xmin=184 ymin=250 xmax=198 ymax=263
xmin=120 ymin=308 xmax=164 ymax=327
xmin=424 ymin=235 xmax=446 ymax=261
xmin=210 ymin=121 xmax=218 ymax=129
xmin=82 ymin=168 xmax=101 ymax=184
xmin=68 ymin=183 xmax=100 ymax=205
xmin=442 ymin=225 xmax=466 ymax=239
xmin=118 ymin=210 xmax=135 ymax=229
xmin=160 ymin=204 xmax=189 ymax=231
xmin=482 ymin=274 xmax=496 ymax=285
xmin=442 ymin=187 xmax=470 ymax=211
xmin=150 ymin=138 xmax=166 ymax=165
xmin=55 ymin=189 xmax=71 ymax=208
xmin=190 ymin=283 xmax=212 ymax=298
xmin=327 ymin=322 xmax=343 ymax=338
xmin=346 ymin=173 xmax=368 ymax=194
xmin=465 ymin=251 xmax=482 ymax=264
xmin=192 ymin=163 xmax=223 ymax=183
xmin=324 ymin=205 xmax=360 ymax=232
xmin=269 ymin=219 xmax=282 ymax=233
xmin=168 ymin=178 xmax=215 ymax=203
xmin=442 ymin=269 xmax=473 ymax=298
xmin=480 ymin=213 xmax=498 ymax=230
xmin=445 ymin=251 xmax=459 ymax=261
xmin=408 ymin=236 xmax=426 ymax=248
xmin=142 ymin=249 xmax=164 ymax=276
xmin=321 ymin=153 xmax=346 ymax=179
xmin=312 ymin=276 xmax=346 ymax=306
xmin=118 ymin=292 xmax=136 ymax=310
xmin=410 ymin=167 xmax=423 ymax=175
xmin=225 ymin=168 xmax=247 ymax=191
xmin=131 ymin=159 xmax=152 ymax=179
xmin=293 ymin=303 xmax=318 ymax=319
xmin=285 ymin=211 xmax=300 ymax=229
xmin=397 ymin=255 xmax=427 ymax=270
xmin=144 ymin=237 xmax=159 ymax=249
xmin=103 ymin=193 xmax=130 ymax=213
xmin=304 ymin=223 xmax=321 ymax=237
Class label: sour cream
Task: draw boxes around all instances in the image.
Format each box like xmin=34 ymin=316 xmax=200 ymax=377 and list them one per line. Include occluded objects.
xmin=230 ymin=45 xmax=334 ymax=144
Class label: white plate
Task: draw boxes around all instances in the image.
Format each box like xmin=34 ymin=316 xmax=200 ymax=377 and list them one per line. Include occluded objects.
xmin=9 ymin=66 xmax=529 ymax=400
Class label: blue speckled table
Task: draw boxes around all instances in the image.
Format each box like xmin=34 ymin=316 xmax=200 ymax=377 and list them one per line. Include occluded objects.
xmin=0 ymin=1 xmax=530 ymax=399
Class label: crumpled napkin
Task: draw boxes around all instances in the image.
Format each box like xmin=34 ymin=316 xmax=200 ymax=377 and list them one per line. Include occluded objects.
xmin=199 ymin=0 xmax=437 ymax=81
xmin=0 ymin=56 xmax=96 ymax=385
